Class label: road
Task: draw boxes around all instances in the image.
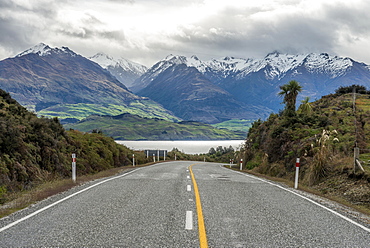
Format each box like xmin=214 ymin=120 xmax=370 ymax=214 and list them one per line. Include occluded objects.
xmin=0 ymin=161 xmax=369 ymax=247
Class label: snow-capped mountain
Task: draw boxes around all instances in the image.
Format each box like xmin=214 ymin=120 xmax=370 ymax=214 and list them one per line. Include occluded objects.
xmin=134 ymin=52 xmax=370 ymax=116
xmin=0 ymin=43 xmax=144 ymax=114
xmin=89 ymin=53 xmax=147 ymax=88
xmin=137 ymin=63 xmax=271 ymax=123
xmin=134 ymin=52 xmax=358 ymax=85
xmin=16 ymin=43 xmax=77 ymax=57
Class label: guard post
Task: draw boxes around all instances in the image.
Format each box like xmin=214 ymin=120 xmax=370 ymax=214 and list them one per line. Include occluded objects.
xmin=72 ymin=153 xmax=76 ymax=183
xmin=294 ymin=158 xmax=300 ymax=189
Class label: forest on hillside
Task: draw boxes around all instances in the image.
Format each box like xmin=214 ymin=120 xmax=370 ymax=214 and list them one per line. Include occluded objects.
xmin=0 ymin=89 xmax=147 ymax=204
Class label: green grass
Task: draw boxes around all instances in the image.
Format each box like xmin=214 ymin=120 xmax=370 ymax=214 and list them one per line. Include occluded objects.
xmin=38 ymin=99 xmax=181 ymax=122
xmin=65 ymin=114 xmax=247 ymax=140
xmin=356 ymin=96 xmax=370 ymax=112
xmin=212 ymin=119 xmax=254 ymax=132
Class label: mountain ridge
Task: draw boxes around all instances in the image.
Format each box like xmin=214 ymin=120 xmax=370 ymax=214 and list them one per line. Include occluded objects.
xmin=133 ymin=52 xmax=370 ymax=118
xmin=137 ymin=64 xmax=271 ymax=123
xmin=2 ymin=43 xmax=370 ymax=126
xmin=89 ymin=52 xmax=147 ymax=88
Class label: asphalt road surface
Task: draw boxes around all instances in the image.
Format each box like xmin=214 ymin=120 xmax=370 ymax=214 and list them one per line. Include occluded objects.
xmin=0 ymin=161 xmax=369 ymax=247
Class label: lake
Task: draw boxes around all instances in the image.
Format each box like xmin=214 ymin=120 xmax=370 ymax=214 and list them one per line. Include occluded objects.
xmin=116 ymin=140 xmax=245 ymax=154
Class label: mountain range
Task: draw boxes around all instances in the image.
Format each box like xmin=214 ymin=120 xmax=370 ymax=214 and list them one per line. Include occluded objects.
xmin=1 ymin=43 xmax=370 ymax=127
xmin=131 ymin=53 xmax=370 ymax=117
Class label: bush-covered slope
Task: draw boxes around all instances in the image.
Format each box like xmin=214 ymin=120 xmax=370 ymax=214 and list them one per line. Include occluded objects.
xmin=65 ymin=113 xmax=247 ymax=140
xmin=0 ymin=89 xmax=134 ymax=203
xmin=241 ymin=89 xmax=370 ymax=209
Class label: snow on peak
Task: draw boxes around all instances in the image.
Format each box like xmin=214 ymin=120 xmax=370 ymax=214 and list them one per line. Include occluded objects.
xmin=89 ymin=52 xmax=115 ymax=68
xmin=304 ymin=53 xmax=353 ymax=78
xmin=147 ymin=52 xmax=359 ymax=82
xmin=16 ymin=43 xmax=52 ymax=57
xmin=89 ymin=53 xmax=147 ymax=74
xmin=16 ymin=43 xmax=77 ymax=57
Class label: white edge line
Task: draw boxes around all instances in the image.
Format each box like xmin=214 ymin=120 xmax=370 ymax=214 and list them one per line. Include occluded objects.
xmin=0 ymin=168 xmax=141 ymax=233
xmin=221 ymin=165 xmax=370 ymax=233
xmin=185 ymin=211 xmax=193 ymax=230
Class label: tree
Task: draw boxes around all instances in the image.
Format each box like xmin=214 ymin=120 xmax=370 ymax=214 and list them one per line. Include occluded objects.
xmin=335 ymin=85 xmax=368 ymax=95
xmin=278 ymin=80 xmax=302 ymax=115
xmin=298 ymin=97 xmax=312 ymax=115
xmin=208 ymin=147 xmax=216 ymax=155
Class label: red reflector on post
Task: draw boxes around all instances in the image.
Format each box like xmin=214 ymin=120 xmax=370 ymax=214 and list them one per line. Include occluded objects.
xmin=296 ymin=158 xmax=300 ymax=167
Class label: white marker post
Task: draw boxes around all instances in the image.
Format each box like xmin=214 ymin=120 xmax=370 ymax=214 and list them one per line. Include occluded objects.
xmin=157 ymin=150 xmax=160 ymax=162
xmin=132 ymin=154 xmax=135 ymax=167
xmin=72 ymin=153 xmax=76 ymax=183
xmin=294 ymin=158 xmax=300 ymax=189
xmin=239 ymin=159 xmax=243 ymax=170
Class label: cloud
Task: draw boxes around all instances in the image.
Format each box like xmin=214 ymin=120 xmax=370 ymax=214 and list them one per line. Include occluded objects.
xmin=0 ymin=0 xmax=370 ymax=66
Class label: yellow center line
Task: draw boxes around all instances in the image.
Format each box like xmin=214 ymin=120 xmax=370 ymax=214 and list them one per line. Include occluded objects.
xmin=189 ymin=163 xmax=208 ymax=248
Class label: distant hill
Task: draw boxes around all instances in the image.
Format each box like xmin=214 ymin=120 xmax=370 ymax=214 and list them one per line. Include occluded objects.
xmin=0 ymin=43 xmax=178 ymax=123
xmin=65 ymin=113 xmax=247 ymax=140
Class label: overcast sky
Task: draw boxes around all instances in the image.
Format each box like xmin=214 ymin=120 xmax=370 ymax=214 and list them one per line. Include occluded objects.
xmin=1 ymin=0 xmax=370 ymax=67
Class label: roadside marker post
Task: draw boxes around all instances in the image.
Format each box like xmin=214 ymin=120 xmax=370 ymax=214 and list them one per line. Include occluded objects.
xmin=72 ymin=153 xmax=76 ymax=183
xmin=239 ymin=159 xmax=243 ymax=170
xmin=132 ymin=154 xmax=135 ymax=167
xmin=294 ymin=158 xmax=300 ymax=189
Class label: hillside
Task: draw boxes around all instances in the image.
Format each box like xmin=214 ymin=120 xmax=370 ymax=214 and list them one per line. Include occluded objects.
xmin=0 ymin=43 xmax=178 ymax=124
xmin=37 ymin=100 xmax=181 ymax=124
xmin=241 ymin=87 xmax=370 ymax=209
xmin=0 ymin=89 xmax=139 ymax=204
xmin=65 ymin=113 xmax=247 ymax=140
